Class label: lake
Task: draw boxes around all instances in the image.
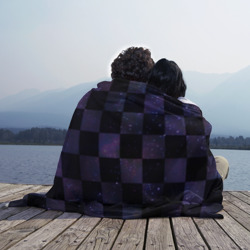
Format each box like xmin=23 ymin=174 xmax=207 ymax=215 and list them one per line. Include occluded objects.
xmin=0 ymin=145 xmax=249 ymax=191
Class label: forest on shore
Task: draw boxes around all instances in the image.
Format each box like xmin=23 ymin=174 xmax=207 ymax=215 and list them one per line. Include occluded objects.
xmin=0 ymin=128 xmax=67 ymax=145
xmin=0 ymin=128 xmax=250 ymax=149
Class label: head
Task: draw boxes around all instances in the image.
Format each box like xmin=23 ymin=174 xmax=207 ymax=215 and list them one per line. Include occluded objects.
xmin=148 ymin=58 xmax=186 ymax=98
xmin=111 ymin=47 xmax=154 ymax=82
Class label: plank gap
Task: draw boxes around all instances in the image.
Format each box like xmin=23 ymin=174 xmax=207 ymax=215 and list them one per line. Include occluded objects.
xmin=229 ymin=191 xmax=250 ymax=205
xmin=142 ymin=219 xmax=149 ymax=250
xmin=169 ymin=218 xmax=178 ymax=250
xmin=192 ymin=218 xmax=211 ymax=250
xmin=214 ymin=209 xmax=250 ymax=250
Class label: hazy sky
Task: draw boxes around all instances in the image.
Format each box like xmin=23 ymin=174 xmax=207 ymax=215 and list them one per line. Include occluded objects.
xmin=1 ymin=0 xmax=250 ymax=99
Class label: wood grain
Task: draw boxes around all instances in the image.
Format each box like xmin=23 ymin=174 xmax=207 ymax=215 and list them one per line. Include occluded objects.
xmin=215 ymin=210 xmax=250 ymax=250
xmin=0 ymin=210 xmax=62 ymax=250
xmin=223 ymin=192 xmax=250 ymax=214
xmin=112 ymin=219 xmax=147 ymax=249
xmin=77 ymin=218 xmax=123 ymax=250
xmin=193 ymin=217 xmax=240 ymax=249
xmin=0 ymin=185 xmax=48 ymax=203
xmin=43 ymin=216 xmax=101 ymax=250
xmin=146 ymin=218 xmax=175 ymax=250
xmin=8 ymin=212 xmax=81 ymax=250
xmin=229 ymin=191 xmax=250 ymax=205
xmin=172 ymin=217 xmax=208 ymax=249
xmin=0 ymin=207 xmax=44 ymax=234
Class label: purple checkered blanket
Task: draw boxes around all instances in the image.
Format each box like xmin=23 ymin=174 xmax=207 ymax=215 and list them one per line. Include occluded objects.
xmin=10 ymin=79 xmax=223 ymax=218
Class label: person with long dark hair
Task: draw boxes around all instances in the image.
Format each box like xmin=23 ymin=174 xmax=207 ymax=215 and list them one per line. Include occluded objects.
xmin=148 ymin=58 xmax=229 ymax=180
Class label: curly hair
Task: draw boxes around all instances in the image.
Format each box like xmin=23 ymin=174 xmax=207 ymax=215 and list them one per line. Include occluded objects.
xmin=148 ymin=58 xmax=187 ymax=98
xmin=111 ymin=47 xmax=154 ymax=82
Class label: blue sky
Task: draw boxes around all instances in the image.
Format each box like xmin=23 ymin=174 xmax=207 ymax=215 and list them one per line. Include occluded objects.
xmin=1 ymin=0 xmax=250 ymax=98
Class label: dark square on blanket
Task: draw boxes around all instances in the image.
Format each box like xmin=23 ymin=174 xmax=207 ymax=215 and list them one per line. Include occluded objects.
xmin=120 ymin=134 xmax=143 ymax=158
xmin=79 ymin=131 xmax=99 ymax=156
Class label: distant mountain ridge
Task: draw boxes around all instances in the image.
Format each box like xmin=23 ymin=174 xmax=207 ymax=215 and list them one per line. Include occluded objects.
xmin=188 ymin=65 xmax=250 ymax=136
xmin=0 ymin=67 xmax=250 ymax=136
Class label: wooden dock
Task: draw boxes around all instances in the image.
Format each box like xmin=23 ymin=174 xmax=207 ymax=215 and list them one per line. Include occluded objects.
xmin=0 ymin=183 xmax=250 ymax=249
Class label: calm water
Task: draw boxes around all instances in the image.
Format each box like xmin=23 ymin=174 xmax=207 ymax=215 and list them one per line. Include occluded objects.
xmin=0 ymin=145 xmax=249 ymax=190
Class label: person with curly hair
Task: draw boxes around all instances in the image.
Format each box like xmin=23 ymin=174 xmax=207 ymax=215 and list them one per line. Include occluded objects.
xmin=111 ymin=46 xmax=154 ymax=82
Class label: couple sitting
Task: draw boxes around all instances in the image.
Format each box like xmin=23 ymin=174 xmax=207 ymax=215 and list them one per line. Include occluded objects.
xmin=9 ymin=47 xmax=229 ymax=219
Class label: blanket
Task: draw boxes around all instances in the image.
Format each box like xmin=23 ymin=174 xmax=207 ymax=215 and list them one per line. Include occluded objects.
xmin=9 ymin=79 xmax=223 ymax=218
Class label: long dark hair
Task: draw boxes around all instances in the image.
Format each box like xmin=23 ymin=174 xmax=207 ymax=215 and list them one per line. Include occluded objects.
xmin=148 ymin=58 xmax=186 ymax=98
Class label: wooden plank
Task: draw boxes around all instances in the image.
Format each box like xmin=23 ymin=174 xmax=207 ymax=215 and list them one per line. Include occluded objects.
xmin=223 ymin=200 xmax=250 ymax=231
xmin=0 ymin=207 xmax=44 ymax=234
xmin=0 ymin=210 xmax=62 ymax=250
xmin=171 ymin=217 xmax=208 ymax=249
xmin=77 ymin=218 xmax=123 ymax=250
xmin=0 ymin=206 xmax=29 ymax=220
xmin=229 ymin=191 xmax=250 ymax=205
xmin=0 ymin=185 xmax=50 ymax=203
xmin=0 ymin=183 xmax=13 ymax=191
xmin=193 ymin=217 xmax=240 ymax=249
xmin=43 ymin=216 xmax=101 ymax=250
xmin=8 ymin=212 xmax=81 ymax=250
xmin=112 ymin=219 xmax=147 ymax=249
xmin=241 ymin=191 xmax=250 ymax=197
xmin=215 ymin=210 xmax=250 ymax=250
xmin=146 ymin=218 xmax=175 ymax=250
xmin=223 ymin=192 xmax=250 ymax=214
xmin=0 ymin=184 xmax=32 ymax=198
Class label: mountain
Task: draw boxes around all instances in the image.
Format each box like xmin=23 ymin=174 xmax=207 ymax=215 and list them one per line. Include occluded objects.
xmin=0 ymin=81 xmax=99 ymax=114
xmin=200 ymin=66 xmax=250 ymax=136
xmin=185 ymin=65 xmax=250 ymax=136
xmin=0 ymin=68 xmax=250 ymax=136
xmin=0 ymin=89 xmax=41 ymax=108
xmin=183 ymin=71 xmax=232 ymax=95
xmin=0 ymin=80 xmax=100 ymax=129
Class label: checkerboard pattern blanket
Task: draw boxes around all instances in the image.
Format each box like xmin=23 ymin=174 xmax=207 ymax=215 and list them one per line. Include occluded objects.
xmin=10 ymin=79 xmax=223 ymax=218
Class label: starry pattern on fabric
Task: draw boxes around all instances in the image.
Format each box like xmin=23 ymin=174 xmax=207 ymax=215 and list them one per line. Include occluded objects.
xmin=11 ymin=79 xmax=223 ymax=219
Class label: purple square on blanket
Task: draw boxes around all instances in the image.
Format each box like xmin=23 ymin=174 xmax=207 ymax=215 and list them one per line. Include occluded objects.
xmin=164 ymin=158 xmax=187 ymax=183
xmin=143 ymin=183 xmax=164 ymax=204
xmin=144 ymin=94 xmax=164 ymax=114
xmin=81 ymin=110 xmax=102 ymax=132
xmin=104 ymin=92 xmax=126 ymax=112
xmin=97 ymin=81 xmax=112 ymax=91
xmin=63 ymin=178 xmax=83 ymax=201
xmin=63 ymin=130 xmax=80 ymax=154
xmin=186 ymin=136 xmax=207 ymax=157
xmin=121 ymin=112 xmax=143 ymax=134
xmin=165 ymin=115 xmax=186 ymax=135
xmin=99 ymin=133 xmax=120 ymax=158
xmin=77 ymin=91 xmax=91 ymax=109
xmin=101 ymin=183 xmax=122 ymax=204
xmin=80 ymin=156 xmax=100 ymax=181
xmin=120 ymin=159 xmax=143 ymax=183
xmin=183 ymin=181 xmax=206 ymax=203
xmin=143 ymin=135 xmax=165 ymax=159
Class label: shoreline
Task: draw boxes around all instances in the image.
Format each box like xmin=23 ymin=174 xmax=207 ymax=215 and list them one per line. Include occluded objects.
xmin=1 ymin=143 xmax=250 ymax=150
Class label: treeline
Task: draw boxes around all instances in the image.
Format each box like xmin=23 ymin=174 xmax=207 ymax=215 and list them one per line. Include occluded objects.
xmin=0 ymin=128 xmax=67 ymax=145
xmin=1 ymin=128 xmax=250 ymax=149
xmin=210 ymin=136 xmax=250 ymax=150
